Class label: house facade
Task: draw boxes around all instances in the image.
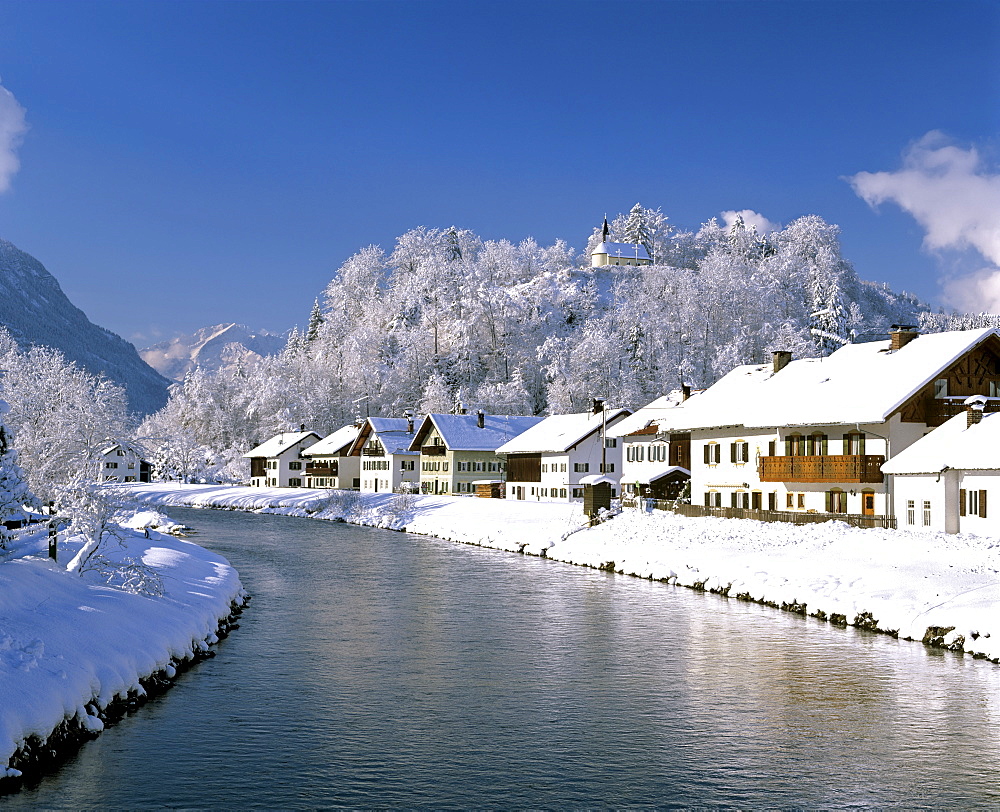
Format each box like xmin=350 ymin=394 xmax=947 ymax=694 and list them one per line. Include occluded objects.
xmin=348 ymin=416 xmax=420 ymax=493
xmin=301 ymin=424 xmax=361 ymax=490
xmin=627 ymin=327 xmax=1000 ymax=523
xmin=497 ymin=404 xmax=631 ymax=501
xmin=244 ymin=430 xmax=322 ymax=488
xmin=612 ymin=390 xmax=695 ymax=500
xmin=882 ymin=399 xmax=1000 ymax=534
xmin=409 ymin=411 xmax=543 ymax=495
xmin=98 ymin=444 xmax=150 ymax=483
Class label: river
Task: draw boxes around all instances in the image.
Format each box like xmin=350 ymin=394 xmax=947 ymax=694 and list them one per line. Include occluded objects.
xmin=7 ymin=507 xmax=1000 ymax=808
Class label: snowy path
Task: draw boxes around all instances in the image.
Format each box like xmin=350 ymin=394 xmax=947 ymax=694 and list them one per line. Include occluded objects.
xmin=131 ymin=484 xmax=1000 ymax=663
xmin=1 ymin=514 xmax=245 ymax=777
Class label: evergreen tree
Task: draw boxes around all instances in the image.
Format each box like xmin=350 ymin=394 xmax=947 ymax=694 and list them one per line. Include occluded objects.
xmin=306 ymin=298 xmax=324 ymax=342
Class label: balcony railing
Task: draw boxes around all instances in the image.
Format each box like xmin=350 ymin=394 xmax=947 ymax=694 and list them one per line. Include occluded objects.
xmin=306 ymin=465 xmax=337 ymax=477
xmin=361 ymin=447 xmax=384 ymax=457
xmin=758 ymin=454 xmax=885 ymax=484
xmin=924 ymin=397 xmax=1000 ymax=427
xmin=421 ymin=445 xmax=447 ymax=456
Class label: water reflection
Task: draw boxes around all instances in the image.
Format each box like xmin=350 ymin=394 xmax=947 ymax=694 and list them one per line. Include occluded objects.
xmin=6 ymin=508 xmax=1000 ymax=808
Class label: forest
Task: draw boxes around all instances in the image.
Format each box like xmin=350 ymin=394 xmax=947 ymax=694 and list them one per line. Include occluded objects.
xmin=132 ymin=205 xmax=947 ymax=481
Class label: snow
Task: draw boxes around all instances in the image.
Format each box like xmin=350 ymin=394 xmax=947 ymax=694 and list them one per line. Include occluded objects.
xmin=129 ymin=483 xmax=1000 ymax=663
xmin=243 ymin=431 xmax=320 ymax=458
xmin=0 ymin=512 xmax=244 ymax=774
xmin=642 ymin=328 xmax=997 ymax=432
xmin=496 ymin=408 xmax=630 ymax=454
xmin=303 ymin=425 xmax=360 ymax=457
xmin=883 ymin=410 xmax=1000 ymax=474
xmin=413 ymin=413 xmax=545 ymax=451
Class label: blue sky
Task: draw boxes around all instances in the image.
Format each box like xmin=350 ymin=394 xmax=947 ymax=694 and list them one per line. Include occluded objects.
xmin=0 ymin=0 xmax=997 ymax=346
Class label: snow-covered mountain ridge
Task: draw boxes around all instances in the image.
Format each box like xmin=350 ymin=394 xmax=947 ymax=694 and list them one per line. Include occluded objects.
xmin=139 ymin=323 xmax=286 ymax=381
xmin=0 ymin=239 xmax=169 ymax=415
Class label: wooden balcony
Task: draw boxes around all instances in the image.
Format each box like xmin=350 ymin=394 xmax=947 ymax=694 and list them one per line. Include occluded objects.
xmin=421 ymin=445 xmax=447 ymax=456
xmin=758 ymin=454 xmax=885 ymax=484
xmin=306 ymin=464 xmax=337 ymax=477
xmin=924 ymin=397 xmax=1000 ymax=427
xmin=361 ymin=447 xmax=384 ymax=457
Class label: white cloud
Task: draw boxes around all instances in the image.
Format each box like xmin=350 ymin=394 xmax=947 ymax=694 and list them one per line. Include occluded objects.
xmin=848 ymin=132 xmax=1000 ymax=312
xmin=0 ymin=78 xmax=27 ymax=194
xmin=720 ymin=209 xmax=780 ymax=235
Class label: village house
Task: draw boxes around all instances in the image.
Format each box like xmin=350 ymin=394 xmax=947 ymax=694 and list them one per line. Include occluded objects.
xmin=610 ymin=389 xmax=697 ymax=501
xmin=244 ymin=429 xmax=322 ymax=488
xmin=98 ymin=443 xmax=151 ymax=483
xmin=625 ymin=327 xmax=1000 ymax=525
xmin=408 ymin=411 xmax=543 ymax=495
xmin=348 ymin=414 xmax=420 ymax=493
xmin=300 ymin=424 xmax=361 ymax=490
xmin=882 ymin=397 xmax=1000 ymax=534
xmin=496 ymin=401 xmax=631 ymax=501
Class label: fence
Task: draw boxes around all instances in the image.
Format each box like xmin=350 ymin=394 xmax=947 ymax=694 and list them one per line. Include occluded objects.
xmin=626 ymin=499 xmax=896 ymax=530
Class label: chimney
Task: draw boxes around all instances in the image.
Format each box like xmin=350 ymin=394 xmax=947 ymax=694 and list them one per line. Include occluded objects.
xmin=592 ymin=398 xmax=605 ymax=415
xmin=300 ymin=423 xmax=306 ymax=433
xmin=477 ymin=409 xmax=485 ymax=429
xmin=965 ymin=395 xmax=988 ymax=428
xmin=403 ymin=409 xmax=414 ymax=433
xmin=890 ymin=324 xmax=919 ymax=351
xmin=772 ymin=351 xmax=792 ymax=373
xmin=681 ymin=384 xmax=691 ymax=401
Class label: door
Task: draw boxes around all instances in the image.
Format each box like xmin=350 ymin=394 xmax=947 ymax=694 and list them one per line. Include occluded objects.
xmin=862 ymin=492 xmax=875 ymax=516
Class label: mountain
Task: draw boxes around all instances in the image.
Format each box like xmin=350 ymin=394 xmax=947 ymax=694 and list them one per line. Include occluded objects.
xmin=0 ymin=239 xmax=170 ymax=415
xmin=139 ymin=323 xmax=286 ymax=381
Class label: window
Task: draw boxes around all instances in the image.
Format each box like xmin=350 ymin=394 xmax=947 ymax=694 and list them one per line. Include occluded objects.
xmin=559 ymin=488 xmax=567 ymax=498
xmin=991 ymin=381 xmax=999 ymax=398
xmin=809 ymin=433 xmax=828 ymax=456
xmin=541 ymin=463 xmax=548 ymax=473
xmin=604 ymin=438 xmax=617 ymax=448
xmin=704 ymin=490 xmax=722 ymax=508
xmin=442 ymin=462 xmax=449 ymax=471
xmin=731 ymin=441 xmax=750 ymax=464
xmin=786 ymin=434 xmax=805 ymax=456
xmin=704 ymin=443 xmax=721 ymax=465
xmin=127 ymin=463 xmax=135 ymax=469
xmin=116 ymin=449 xmax=125 ymax=456
xmin=965 ymin=489 xmax=988 ymax=518
xmin=934 ymin=378 xmax=949 ymax=399
xmin=786 ymin=493 xmax=794 ymax=509
xmin=923 ymin=500 xmax=932 ymax=526
xmin=572 ymin=487 xmax=583 ymax=498
xmin=401 ymin=460 xmax=415 ymax=471
xmin=105 ymin=462 xmax=118 ymax=469
xmin=826 ymin=489 xmax=847 ymax=514
xmin=797 ymin=493 xmax=805 ymax=509
xmin=844 ymin=432 xmax=866 ymax=456
xmin=969 ymin=489 xmax=979 ymax=517
xmin=289 ymin=478 xmax=302 ymax=488
xmin=907 ymin=500 xmax=915 ymax=525
xmin=731 ymin=491 xmax=749 ymax=509
xmin=600 ymin=463 xmax=614 ymax=473
xmin=574 ymin=463 xmax=589 ymax=473
xmin=288 ymin=461 xmax=302 ymax=470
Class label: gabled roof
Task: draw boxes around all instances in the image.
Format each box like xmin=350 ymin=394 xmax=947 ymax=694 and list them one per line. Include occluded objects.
xmin=882 ymin=410 xmax=1000 ymax=474
xmin=647 ymin=328 xmax=1000 ymax=432
xmin=610 ymin=390 xmax=699 ymax=438
xmin=495 ymin=408 xmax=631 ymax=454
xmin=303 ymin=425 xmax=361 ymax=457
xmin=349 ymin=416 xmax=419 ymax=456
xmin=591 ymin=241 xmax=650 ymax=260
xmin=409 ymin=413 xmax=544 ymax=452
xmin=243 ymin=431 xmax=321 ymax=458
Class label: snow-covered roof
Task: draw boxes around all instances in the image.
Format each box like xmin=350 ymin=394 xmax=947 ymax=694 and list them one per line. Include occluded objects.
xmin=647 ymin=329 xmax=1000 ymax=432
xmin=303 ymin=425 xmax=360 ymax=457
xmin=348 ymin=416 xmax=419 ymax=456
xmin=591 ymin=241 xmax=650 ymax=260
xmin=495 ymin=408 xmax=631 ymax=454
xmin=579 ymin=474 xmax=616 ymax=486
xmin=610 ymin=390 xmax=699 ymax=438
xmin=647 ymin=465 xmax=691 ymax=483
xmin=243 ymin=431 xmax=321 ymax=458
xmin=882 ymin=410 xmax=1000 ymax=474
xmin=411 ymin=413 xmax=544 ymax=452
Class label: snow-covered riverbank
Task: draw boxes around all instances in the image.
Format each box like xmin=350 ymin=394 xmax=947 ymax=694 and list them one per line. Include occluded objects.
xmin=131 ymin=483 xmax=1000 ymax=663
xmin=1 ymin=512 xmax=245 ymax=781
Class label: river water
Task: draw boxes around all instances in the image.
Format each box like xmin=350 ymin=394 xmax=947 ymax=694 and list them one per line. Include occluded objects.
xmin=7 ymin=507 xmax=1000 ymax=808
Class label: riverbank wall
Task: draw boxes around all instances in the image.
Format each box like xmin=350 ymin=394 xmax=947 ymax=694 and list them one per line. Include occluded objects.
xmin=129 ymin=484 xmax=1000 ymax=665
xmin=0 ymin=522 xmax=247 ymax=786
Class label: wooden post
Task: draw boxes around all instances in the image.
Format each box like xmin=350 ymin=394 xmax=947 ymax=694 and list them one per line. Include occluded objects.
xmin=48 ymin=519 xmax=57 ymax=562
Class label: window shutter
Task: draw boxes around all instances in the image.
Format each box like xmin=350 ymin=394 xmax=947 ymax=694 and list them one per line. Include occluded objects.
xmin=821 ymin=437 xmax=828 ymax=456
xmin=960 ymin=489 xmax=967 ymax=516
xmin=704 ymin=493 xmax=711 ymax=507
xmin=980 ymin=490 xmax=988 ymax=519
xmin=785 ymin=438 xmax=792 ymax=457
xmin=742 ymin=442 xmax=749 ymax=462
xmin=825 ymin=491 xmax=832 ymax=512
xmin=731 ymin=492 xmax=738 ymax=509
xmin=858 ymin=434 xmax=865 ymax=456
xmin=704 ymin=444 xmax=710 ymax=465
xmin=768 ymin=440 xmax=775 ymax=456
xmin=714 ymin=444 xmax=721 ymax=464
xmin=731 ymin=443 xmax=737 ymax=463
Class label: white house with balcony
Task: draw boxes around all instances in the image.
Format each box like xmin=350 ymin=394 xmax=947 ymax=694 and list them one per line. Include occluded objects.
xmin=635 ymin=327 xmax=1000 ymax=524
xmin=244 ymin=430 xmax=322 ymax=488
xmin=301 ymin=424 xmax=361 ymax=490
xmin=496 ymin=403 xmax=631 ymax=501
xmin=882 ymin=397 xmax=1000 ymax=534
xmin=348 ymin=416 xmax=420 ymax=493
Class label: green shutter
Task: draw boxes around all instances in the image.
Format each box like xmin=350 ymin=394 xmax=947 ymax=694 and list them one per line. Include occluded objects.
xmin=980 ymin=490 xmax=988 ymax=519
xmin=960 ymin=489 xmax=967 ymax=517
